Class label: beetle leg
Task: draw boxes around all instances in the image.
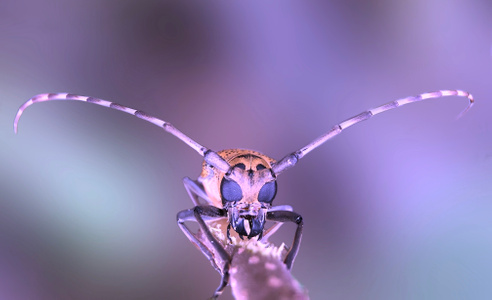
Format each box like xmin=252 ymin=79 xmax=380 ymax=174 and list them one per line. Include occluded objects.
xmin=177 ymin=206 xmax=230 ymax=299
xmin=261 ymin=205 xmax=293 ymax=241
xmin=266 ymin=210 xmax=303 ymax=270
xmin=183 ymin=177 xmax=211 ymax=206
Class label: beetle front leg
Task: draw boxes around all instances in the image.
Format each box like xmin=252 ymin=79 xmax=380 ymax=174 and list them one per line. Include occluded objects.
xmin=177 ymin=205 xmax=230 ymax=299
xmin=261 ymin=205 xmax=293 ymax=241
xmin=183 ymin=176 xmax=211 ymax=206
xmin=266 ymin=210 xmax=303 ymax=270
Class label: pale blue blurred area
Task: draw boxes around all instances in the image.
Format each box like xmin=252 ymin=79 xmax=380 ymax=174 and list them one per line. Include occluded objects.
xmin=1 ymin=0 xmax=491 ymax=299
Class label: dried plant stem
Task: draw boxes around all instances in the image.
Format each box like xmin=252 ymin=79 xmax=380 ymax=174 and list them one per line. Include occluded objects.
xmin=228 ymin=241 xmax=309 ymax=300
xmin=200 ymin=222 xmax=309 ymax=300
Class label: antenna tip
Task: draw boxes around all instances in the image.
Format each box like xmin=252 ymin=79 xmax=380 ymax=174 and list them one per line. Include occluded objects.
xmin=456 ymin=103 xmax=474 ymax=120
xmin=13 ymin=115 xmax=21 ymax=134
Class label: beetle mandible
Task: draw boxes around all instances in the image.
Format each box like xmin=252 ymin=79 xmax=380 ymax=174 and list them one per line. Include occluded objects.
xmin=14 ymin=90 xmax=474 ymax=298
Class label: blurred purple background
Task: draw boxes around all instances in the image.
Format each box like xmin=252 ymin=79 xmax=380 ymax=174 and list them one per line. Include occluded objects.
xmin=1 ymin=1 xmax=491 ymax=299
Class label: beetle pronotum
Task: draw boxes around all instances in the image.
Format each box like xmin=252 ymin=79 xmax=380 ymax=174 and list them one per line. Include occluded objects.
xmin=14 ymin=90 xmax=473 ymax=298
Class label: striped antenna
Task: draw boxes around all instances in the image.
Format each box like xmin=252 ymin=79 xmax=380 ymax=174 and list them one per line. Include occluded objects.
xmin=14 ymin=93 xmax=231 ymax=172
xmin=272 ymin=89 xmax=474 ymax=175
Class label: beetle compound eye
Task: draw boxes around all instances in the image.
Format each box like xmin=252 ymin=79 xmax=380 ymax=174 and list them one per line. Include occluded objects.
xmin=258 ymin=181 xmax=277 ymax=203
xmin=220 ymin=178 xmax=243 ymax=202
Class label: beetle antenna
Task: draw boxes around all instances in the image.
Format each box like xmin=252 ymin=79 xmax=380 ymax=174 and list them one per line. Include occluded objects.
xmin=272 ymin=89 xmax=474 ymax=175
xmin=14 ymin=93 xmax=231 ymax=172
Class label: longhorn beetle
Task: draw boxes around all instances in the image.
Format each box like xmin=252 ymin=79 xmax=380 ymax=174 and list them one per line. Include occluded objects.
xmin=14 ymin=90 xmax=474 ymax=298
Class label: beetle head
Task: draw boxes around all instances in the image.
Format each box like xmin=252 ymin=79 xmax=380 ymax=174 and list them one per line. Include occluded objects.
xmin=219 ymin=155 xmax=277 ymax=239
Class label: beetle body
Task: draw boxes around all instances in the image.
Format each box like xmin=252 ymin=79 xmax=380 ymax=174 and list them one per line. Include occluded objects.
xmin=14 ymin=90 xmax=474 ymax=299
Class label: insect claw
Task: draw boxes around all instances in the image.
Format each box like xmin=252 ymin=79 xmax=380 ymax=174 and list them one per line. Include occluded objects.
xmin=257 ymin=230 xmax=264 ymax=241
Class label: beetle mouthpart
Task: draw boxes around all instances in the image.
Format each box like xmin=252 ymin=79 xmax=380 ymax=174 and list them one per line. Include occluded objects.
xmin=229 ymin=208 xmax=266 ymax=240
xmin=235 ymin=202 xmax=263 ymax=211
xmin=241 ymin=217 xmax=264 ymax=239
xmin=243 ymin=218 xmax=251 ymax=236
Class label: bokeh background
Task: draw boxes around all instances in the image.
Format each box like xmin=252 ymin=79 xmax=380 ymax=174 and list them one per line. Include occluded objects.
xmin=1 ymin=0 xmax=491 ymax=299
